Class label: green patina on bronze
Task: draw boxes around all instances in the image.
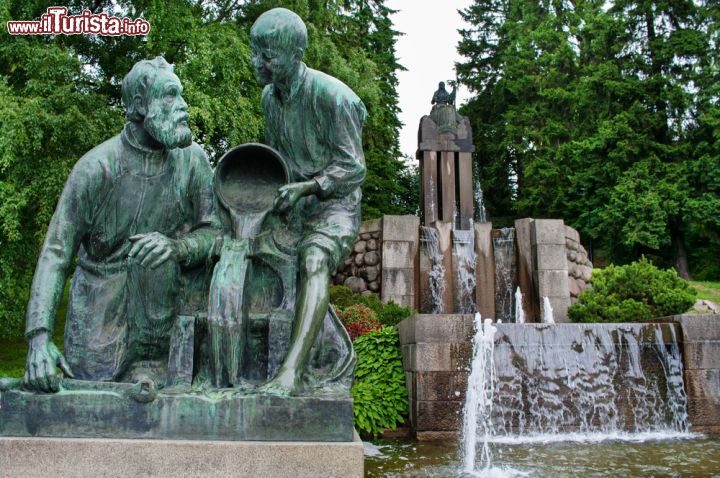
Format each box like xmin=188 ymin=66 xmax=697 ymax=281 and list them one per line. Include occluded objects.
xmin=430 ymin=80 xmax=461 ymax=134
xmin=0 ymin=7 xmax=365 ymax=442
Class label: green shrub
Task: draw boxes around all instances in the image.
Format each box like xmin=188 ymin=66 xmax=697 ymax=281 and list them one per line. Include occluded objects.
xmin=351 ymin=326 xmax=408 ymax=437
xmin=337 ymin=304 xmax=381 ymax=341
xmin=568 ymin=258 xmax=696 ymax=323
xmin=329 ymin=285 xmax=413 ymax=326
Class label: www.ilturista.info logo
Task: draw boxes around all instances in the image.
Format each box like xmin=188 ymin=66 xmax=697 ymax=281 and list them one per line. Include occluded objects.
xmin=7 ymin=7 xmax=150 ymax=36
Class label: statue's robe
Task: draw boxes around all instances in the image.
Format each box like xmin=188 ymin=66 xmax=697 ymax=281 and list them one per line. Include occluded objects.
xmin=25 ymin=125 xmax=220 ymax=381
xmin=261 ymin=62 xmax=367 ymax=270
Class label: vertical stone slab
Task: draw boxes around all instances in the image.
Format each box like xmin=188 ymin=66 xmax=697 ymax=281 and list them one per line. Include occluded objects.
xmin=420 ymin=150 xmax=438 ymax=225
xmin=531 ymin=219 xmax=570 ymax=322
xmin=380 ymin=215 xmax=420 ymax=309
xmin=514 ymin=218 xmax=538 ymax=322
xmin=474 ymin=222 xmax=495 ymax=320
xmin=439 ymin=151 xmax=456 ymax=223
xmin=457 ymin=152 xmax=474 ymax=230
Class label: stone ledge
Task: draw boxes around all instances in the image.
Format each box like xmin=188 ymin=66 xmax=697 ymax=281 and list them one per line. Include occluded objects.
xmin=398 ymin=314 xmax=474 ymax=345
xmin=401 ymin=343 xmax=472 ymax=372
xmin=0 ymin=433 xmax=364 ymax=478
xmin=0 ymin=382 xmax=354 ymax=442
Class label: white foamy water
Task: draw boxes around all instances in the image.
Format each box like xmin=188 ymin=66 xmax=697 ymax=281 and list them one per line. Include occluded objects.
xmin=462 ymin=313 xmax=498 ymax=475
xmin=421 ymin=226 xmax=446 ymax=314
xmin=514 ymin=287 xmax=525 ymax=324
xmin=488 ymin=430 xmax=698 ymax=445
xmin=541 ymin=296 xmax=555 ymax=324
xmin=454 ymin=229 xmax=477 ymax=314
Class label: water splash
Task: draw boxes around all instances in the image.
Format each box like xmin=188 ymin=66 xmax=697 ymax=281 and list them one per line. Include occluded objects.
xmin=421 ymin=226 xmax=445 ymax=313
xmin=462 ymin=313 xmax=498 ymax=475
xmin=475 ymin=184 xmax=488 ymax=224
xmin=514 ymin=287 xmax=525 ymax=324
xmin=542 ymin=297 xmax=555 ymax=324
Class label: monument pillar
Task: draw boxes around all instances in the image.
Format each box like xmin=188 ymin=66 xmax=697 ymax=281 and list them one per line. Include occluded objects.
xmin=417 ymin=83 xmax=475 ymax=230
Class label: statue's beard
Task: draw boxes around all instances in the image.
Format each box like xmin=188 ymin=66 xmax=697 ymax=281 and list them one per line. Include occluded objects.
xmin=144 ymin=111 xmax=192 ymax=149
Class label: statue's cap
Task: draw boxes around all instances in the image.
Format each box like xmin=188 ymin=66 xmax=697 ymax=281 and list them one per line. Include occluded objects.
xmin=250 ymin=8 xmax=307 ymax=52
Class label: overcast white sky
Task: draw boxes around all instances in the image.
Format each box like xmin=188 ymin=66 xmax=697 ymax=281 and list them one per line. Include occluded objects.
xmin=386 ymin=0 xmax=474 ymax=159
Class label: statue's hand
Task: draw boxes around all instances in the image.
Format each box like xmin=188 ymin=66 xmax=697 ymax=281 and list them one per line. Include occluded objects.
xmin=24 ymin=331 xmax=74 ymax=393
xmin=273 ymin=181 xmax=318 ymax=213
xmin=128 ymin=232 xmax=179 ymax=268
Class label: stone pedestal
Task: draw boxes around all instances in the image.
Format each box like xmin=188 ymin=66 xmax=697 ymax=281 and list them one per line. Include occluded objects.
xmin=531 ymin=219 xmax=570 ymax=322
xmin=0 ymin=380 xmax=354 ymax=442
xmin=398 ymin=314 xmax=473 ymax=440
xmin=0 ymin=433 xmax=364 ymax=478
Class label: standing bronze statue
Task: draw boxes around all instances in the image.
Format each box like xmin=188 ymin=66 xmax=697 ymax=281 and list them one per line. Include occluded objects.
xmin=23 ymin=57 xmax=221 ymax=392
xmin=431 ymin=80 xmax=456 ymax=106
xmin=250 ymin=8 xmax=367 ymax=396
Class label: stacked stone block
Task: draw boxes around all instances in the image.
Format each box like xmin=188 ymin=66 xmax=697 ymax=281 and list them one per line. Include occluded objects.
xmin=532 ymin=219 xmax=571 ymax=322
xmin=398 ymin=314 xmax=473 ymax=440
xmin=380 ymin=216 xmax=420 ymax=309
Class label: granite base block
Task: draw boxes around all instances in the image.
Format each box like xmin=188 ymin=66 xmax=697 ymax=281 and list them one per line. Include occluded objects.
xmin=0 ymin=433 xmax=364 ymax=478
xmin=0 ymin=380 xmax=354 ymax=442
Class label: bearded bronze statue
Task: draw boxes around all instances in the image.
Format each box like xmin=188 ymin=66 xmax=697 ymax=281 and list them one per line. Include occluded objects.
xmin=22 ymin=56 xmax=221 ymax=392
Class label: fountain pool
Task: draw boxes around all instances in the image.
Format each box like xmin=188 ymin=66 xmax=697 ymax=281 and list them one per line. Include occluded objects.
xmin=364 ymin=433 xmax=720 ymax=477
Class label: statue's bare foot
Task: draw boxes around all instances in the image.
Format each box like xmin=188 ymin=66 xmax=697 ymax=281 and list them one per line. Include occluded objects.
xmin=259 ymin=371 xmax=301 ymax=397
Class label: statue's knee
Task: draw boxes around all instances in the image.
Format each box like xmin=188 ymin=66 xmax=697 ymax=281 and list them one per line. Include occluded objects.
xmin=300 ymin=246 xmax=329 ymax=275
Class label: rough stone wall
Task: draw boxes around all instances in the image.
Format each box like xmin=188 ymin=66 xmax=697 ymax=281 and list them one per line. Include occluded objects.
xmin=564 ymin=225 xmax=593 ymax=301
xmin=664 ymin=314 xmax=720 ymax=433
xmin=332 ymin=219 xmax=382 ymax=295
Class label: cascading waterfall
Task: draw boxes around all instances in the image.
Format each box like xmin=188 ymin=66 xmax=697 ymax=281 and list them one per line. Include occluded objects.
xmin=460 ymin=321 xmax=690 ymax=472
xmin=420 ymin=226 xmax=445 ymax=314
xmin=542 ymin=297 xmax=555 ymax=324
xmin=453 ymin=229 xmax=477 ymax=314
xmin=461 ymin=313 xmax=498 ymax=475
xmin=493 ymin=228 xmax=516 ymax=322
xmin=490 ymin=323 xmax=689 ymax=436
xmin=514 ymin=287 xmax=525 ymax=324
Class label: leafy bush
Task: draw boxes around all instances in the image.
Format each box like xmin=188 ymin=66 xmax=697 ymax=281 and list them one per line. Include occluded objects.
xmin=337 ymin=304 xmax=381 ymax=341
xmin=569 ymin=258 xmax=696 ymax=323
xmin=329 ymin=285 xmax=413 ymax=326
xmin=351 ymin=327 xmax=408 ymax=437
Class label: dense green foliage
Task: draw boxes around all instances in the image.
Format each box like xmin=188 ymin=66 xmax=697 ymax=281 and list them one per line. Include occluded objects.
xmin=568 ymin=258 xmax=696 ymax=322
xmin=351 ymin=326 xmax=408 ymax=437
xmin=0 ymin=0 xmax=412 ymax=338
xmin=458 ymin=0 xmax=720 ymax=278
xmin=329 ymin=285 xmax=414 ymax=326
